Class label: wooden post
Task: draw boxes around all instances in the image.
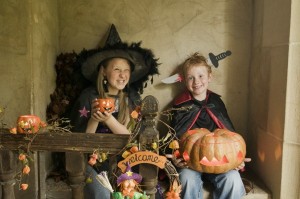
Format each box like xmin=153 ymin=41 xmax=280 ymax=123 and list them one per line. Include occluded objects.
xmin=0 ymin=150 xmax=17 ymax=199
xmin=65 ymin=152 xmax=86 ymax=199
xmin=138 ymin=95 xmax=159 ymax=199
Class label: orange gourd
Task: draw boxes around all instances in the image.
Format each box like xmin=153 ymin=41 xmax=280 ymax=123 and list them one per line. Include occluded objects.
xmin=180 ymin=128 xmax=246 ymax=174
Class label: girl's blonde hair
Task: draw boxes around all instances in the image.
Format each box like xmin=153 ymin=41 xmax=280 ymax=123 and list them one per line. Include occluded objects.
xmin=182 ymin=52 xmax=212 ymax=78
xmin=97 ymin=58 xmax=130 ymax=125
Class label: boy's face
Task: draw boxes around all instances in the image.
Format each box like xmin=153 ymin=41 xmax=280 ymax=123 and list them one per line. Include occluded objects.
xmin=185 ymin=65 xmax=212 ymax=101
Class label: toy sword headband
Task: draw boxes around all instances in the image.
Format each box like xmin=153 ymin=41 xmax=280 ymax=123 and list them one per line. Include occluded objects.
xmin=161 ymin=50 xmax=232 ymax=84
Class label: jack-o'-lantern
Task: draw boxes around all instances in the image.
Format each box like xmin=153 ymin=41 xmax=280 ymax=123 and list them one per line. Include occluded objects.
xmin=180 ymin=128 xmax=246 ymax=174
xmin=17 ymin=115 xmax=42 ymax=134
xmin=97 ymin=98 xmax=115 ymax=113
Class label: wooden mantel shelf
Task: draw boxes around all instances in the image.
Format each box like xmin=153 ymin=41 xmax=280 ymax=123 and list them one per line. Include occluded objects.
xmin=0 ymin=129 xmax=130 ymax=153
xmin=0 ymin=96 xmax=159 ymax=199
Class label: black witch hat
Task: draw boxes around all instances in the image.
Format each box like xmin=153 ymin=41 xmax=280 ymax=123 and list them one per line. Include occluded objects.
xmin=78 ymin=24 xmax=160 ymax=94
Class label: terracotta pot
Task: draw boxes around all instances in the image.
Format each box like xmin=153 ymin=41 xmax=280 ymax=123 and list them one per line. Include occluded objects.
xmin=17 ymin=115 xmax=41 ymax=134
xmin=97 ymin=98 xmax=115 ymax=113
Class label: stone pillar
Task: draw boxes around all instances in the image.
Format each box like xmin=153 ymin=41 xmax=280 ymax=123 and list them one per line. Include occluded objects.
xmin=138 ymin=96 xmax=159 ymax=199
xmin=65 ymin=152 xmax=86 ymax=199
xmin=0 ymin=150 xmax=17 ymax=199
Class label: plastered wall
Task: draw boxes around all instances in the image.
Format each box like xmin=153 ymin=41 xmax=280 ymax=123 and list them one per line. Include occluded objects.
xmin=0 ymin=0 xmax=58 ymax=127
xmin=3 ymin=1 xmax=300 ymax=199
xmin=249 ymin=0 xmax=300 ymax=199
xmin=0 ymin=1 xmax=251 ymax=137
xmin=0 ymin=0 xmax=59 ymax=198
xmin=57 ymin=0 xmax=252 ymax=137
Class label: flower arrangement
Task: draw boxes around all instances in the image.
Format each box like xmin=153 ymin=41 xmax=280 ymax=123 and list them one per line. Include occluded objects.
xmin=17 ymin=151 xmax=33 ymax=190
xmin=86 ymin=149 xmax=109 ymax=183
xmin=115 ymin=103 xmax=190 ymax=199
xmin=126 ymin=104 xmax=192 ymax=155
xmin=165 ymin=179 xmax=181 ymax=199
xmin=127 ymin=106 xmax=142 ymax=133
xmin=5 ymin=114 xmax=72 ymax=191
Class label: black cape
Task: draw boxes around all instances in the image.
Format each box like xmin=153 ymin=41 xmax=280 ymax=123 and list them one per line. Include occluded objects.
xmin=171 ymin=90 xmax=235 ymax=138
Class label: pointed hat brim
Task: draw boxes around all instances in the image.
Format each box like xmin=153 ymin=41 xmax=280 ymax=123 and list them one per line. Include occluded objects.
xmin=80 ymin=24 xmax=159 ymax=93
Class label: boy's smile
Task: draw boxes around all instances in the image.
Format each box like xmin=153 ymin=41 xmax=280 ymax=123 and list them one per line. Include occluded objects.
xmin=185 ymin=65 xmax=211 ymax=101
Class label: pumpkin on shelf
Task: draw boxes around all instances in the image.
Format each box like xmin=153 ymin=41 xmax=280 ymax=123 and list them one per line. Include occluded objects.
xmin=179 ymin=128 xmax=246 ymax=174
xmin=16 ymin=115 xmax=44 ymax=134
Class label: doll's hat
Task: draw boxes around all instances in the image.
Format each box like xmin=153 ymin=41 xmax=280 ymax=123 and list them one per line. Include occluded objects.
xmin=117 ymin=163 xmax=142 ymax=186
xmin=79 ymin=24 xmax=159 ymax=94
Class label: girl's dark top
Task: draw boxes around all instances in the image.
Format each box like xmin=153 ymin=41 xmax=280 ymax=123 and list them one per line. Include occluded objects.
xmin=69 ymin=86 xmax=140 ymax=133
xmin=171 ymin=89 xmax=235 ymax=138
xmin=68 ymin=86 xmax=140 ymax=172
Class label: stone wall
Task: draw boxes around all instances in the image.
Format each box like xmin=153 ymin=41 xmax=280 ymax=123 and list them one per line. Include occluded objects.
xmin=4 ymin=1 xmax=299 ymax=199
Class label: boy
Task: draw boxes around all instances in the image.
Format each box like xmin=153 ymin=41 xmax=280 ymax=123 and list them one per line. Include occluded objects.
xmin=170 ymin=52 xmax=249 ymax=199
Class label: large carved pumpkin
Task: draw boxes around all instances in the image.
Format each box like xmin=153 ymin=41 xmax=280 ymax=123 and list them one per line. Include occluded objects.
xmin=180 ymin=128 xmax=246 ymax=174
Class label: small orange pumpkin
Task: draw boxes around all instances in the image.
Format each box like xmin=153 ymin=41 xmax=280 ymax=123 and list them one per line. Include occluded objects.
xmin=97 ymin=98 xmax=115 ymax=113
xmin=180 ymin=128 xmax=246 ymax=174
xmin=17 ymin=115 xmax=41 ymax=134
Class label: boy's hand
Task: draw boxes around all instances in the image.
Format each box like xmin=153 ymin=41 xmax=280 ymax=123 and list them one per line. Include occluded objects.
xmin=236 ymin=157 xmax=252 ymax=171
xmin=165 ymin=154 xmax=189 ymax=169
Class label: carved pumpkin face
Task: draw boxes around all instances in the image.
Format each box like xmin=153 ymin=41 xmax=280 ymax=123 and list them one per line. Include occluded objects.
xmin=97 ymin=98 xmax=115 ymax=113
xmin=17 ymin=115 xmax=41 ymax=134
xmin=180 ymin=128 xmax=246 ymax=174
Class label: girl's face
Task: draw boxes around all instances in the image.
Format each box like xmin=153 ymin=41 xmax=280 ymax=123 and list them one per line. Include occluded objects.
xmin=185 ymin=65 xmax=212 ymax=101
xmin=103 ymin=58 xmax=131 ymax=95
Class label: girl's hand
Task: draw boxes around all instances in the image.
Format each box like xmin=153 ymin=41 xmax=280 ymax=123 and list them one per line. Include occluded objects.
xmin=91 ymin=111 xmax=112 ymax=122
xmin=91 ymin=99 xmax=112 ymax=122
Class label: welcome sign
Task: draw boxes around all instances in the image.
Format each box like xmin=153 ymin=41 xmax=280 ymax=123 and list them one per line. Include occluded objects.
xmin=118 ymin=151 xmax=167 ymax=172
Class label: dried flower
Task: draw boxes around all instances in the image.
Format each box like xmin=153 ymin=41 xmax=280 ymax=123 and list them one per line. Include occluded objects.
xmin=100 ymin=152 xmax=107 ymax=162
xmin=169 ymin=140 xmax=179 ymax=149
xmin=130 ymin=110 xmax=139 ymax=119
xmin=22 ymin=165 xmax=30 ymax=174
xmin=40 ymin=121 xmax=47 ymax=128
xmin=122 ymin=150 xmax=132 ymax=158
xmin=20 ymin=183 xmax=28 ymax=190
xmin=86 ymin=176 xmax=92 ymax=183
xmin=88 ymin=153 xmax=98 ymax=166
xmin=151 ymin=142 xmax=158 ymax=150
xmin=130 ymin=145 xmax=139 ymax=153
xmin=18 ymin=153 xmax=26 ymax=161
xmin=9 ymin=127 xmax=17 ymax=134
xmin=127 ymin=106 xmax=142 ymax=132
xmin=173 ymin=150 xmax=180 ymax=158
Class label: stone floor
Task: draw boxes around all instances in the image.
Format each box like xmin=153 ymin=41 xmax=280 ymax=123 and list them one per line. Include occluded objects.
xmin=202 ymin=170 xmax=271 ymax=199
xmin=46 ymin=169 xmax=271 ymax=199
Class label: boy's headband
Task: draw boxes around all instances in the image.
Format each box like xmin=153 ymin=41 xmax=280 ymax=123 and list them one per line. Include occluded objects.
xmin=161 ymin=50 xmax=232 ymax=84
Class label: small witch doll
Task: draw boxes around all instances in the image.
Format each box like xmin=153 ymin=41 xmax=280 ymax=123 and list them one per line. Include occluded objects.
xmin=112 ymin=163 xmax=149 ymax=199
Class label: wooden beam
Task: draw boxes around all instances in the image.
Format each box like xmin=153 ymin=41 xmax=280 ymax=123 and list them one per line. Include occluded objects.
xmin=0 ymin=130 xmax=130 ymax=154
